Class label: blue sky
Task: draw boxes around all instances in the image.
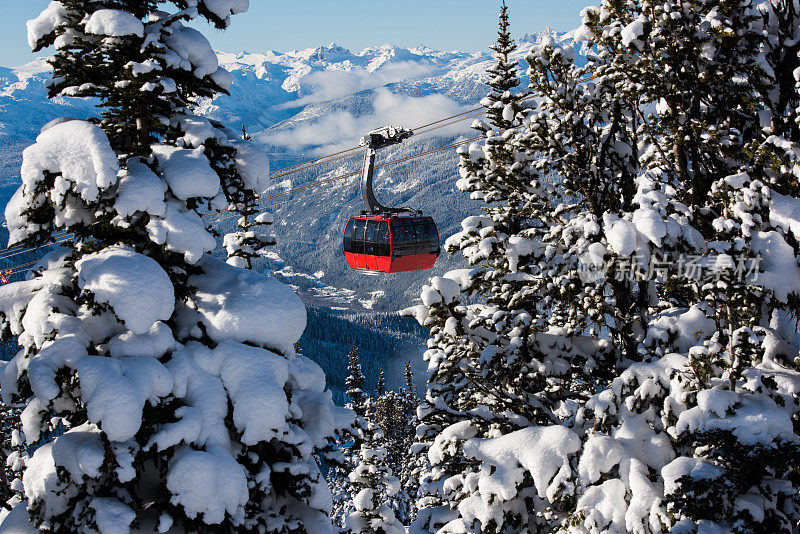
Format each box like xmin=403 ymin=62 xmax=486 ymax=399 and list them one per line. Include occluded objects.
xmin=0 ymin=1 xmax=593 ymax=67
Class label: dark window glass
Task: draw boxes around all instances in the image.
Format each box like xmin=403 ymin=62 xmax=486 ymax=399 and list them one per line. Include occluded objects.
xmin=365 ymin=220 xmax=379 ymax=254
xmin=414 ymin=223 xmax=428 ymax=241
xmin=406 ymin=223 xmax=417 ymax=243
xmin=353 ymin=219 xmax=366 ymax=254
xmin=391 ymin=221 xmax=410 ymax=256
xmin=377 ymin=222 xmax=390 ymax=256
xmin=428 ymin=222 xmax=440 ymax=253
xmin=412 ymin=223 xmax=425 ymax=254
xmin=343 ymin=219 xmax=355 ymax=252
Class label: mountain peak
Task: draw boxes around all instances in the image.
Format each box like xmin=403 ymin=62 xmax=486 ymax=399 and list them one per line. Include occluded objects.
xmin=519 ymin=27 xmax=564 ymax=45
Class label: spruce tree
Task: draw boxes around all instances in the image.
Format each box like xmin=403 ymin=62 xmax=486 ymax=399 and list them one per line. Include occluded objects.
xmin=376 ymin=370 xmax=386 ymax=397
xmin=399 ymin=363 xmax=420 ymax=524
xmin=475 ymin=0 xmax=522 ymax=133
xmin=345 ymin=342 xmax=367 ymax=418
xmin=562 ymin=1 xmax=800 ymax=531
xmin=343 ymin=413 xmax=404 ymax=534
xmin=410 ymin=0 xmax=800 ymax=532
xmin=0 ymin=2 xmax=348 ymax=531
xmin=330 ymin=342 xmax=369 ymax=528
xmin=407 ymin=2 xmax=627 ymax=529
xmin=371 ymin=389 xmax=417 ymax=525
xmin=403 ymin=362 xmax=416 ymax=400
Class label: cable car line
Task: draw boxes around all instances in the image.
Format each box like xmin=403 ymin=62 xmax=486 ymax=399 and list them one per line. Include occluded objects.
xmin=269 ymin=106 xmax=489 ymax=181
xmin=193 ymin=135 xmax=482 ymax=229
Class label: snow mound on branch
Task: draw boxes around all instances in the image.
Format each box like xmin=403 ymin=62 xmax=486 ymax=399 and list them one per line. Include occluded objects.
xmin=151 ymin=145 xmax=220 ymax=200
xmin=0 ymin=502 xmax=37 ymax=533
xmin=22 ymin=424 xmax=107 ymax=518
xmin=216 ymin=340 xmax=289 ymax=445
xmin=146 ymin=202 xmax=216 ymax=264
xmin=177 ymin=116 xmax=223 ymax=147
xmin=647 ymin=305 xmax=716 ymax=353
xmin=76 ymin=246 xmax=174 ymax=335
xmin=769 ymin=191 xmax=800 ymax=240
xmin=21 ymin=120 xmax=118 ymax=202
xmin=77 ymin=356 xmax=173 ymax=441
xmin=50 ymin=424 xmax=104 ymax=482
xmin=181 ymin=254 xmax=306 ymax=354
xmin=749 ymin=230 xmax=800 ymax=302
xmin=462 ymin=425 xmax=580 ymax=500
xmin=114 ymin=159 xmax=167 ymax=218
xmin=108 ymin=321 xmax=176 ymax=358
xmin=233 ymin=139 xmax=270 ymax=193
xmin=632 ymin=208 xmax=666 ymax=247
xmin=201 ymin=0 xmax=250 ymax=20
xmin=6 ymin=119 xmax=119 ymax=244
xmin=28 ymin=335 xmax=88 ymax=401
xmin=661 ymin=457 xmax=724 ymax=496
xmin=164 ymin=25 xmax=220 ymax=78
xmin=85 ymin=9 xmax=144 ymax=38
xmin=577 ymin=479 xmax=627 ymax=531
xmin=289 ymin=354 xmax=354 ymax=449
xmin=26 ymin=1 xmax=68 ymax=48
xmin=22 ymin=444 xmax=63 ymax=515
xmin=167 ymin=445 xmax=248 ymax=524
xmin=621 ymin=17 xmax=645 ymax=48
xmin=675 ymin=391 xmax=797 ymax=445
xmin=90 ymin=497 xmax=136 ymax=534
xmin=604 ymin=218 xmax=637 ymax=256
xmin=0 ymin=277 xmax=45 ymax=340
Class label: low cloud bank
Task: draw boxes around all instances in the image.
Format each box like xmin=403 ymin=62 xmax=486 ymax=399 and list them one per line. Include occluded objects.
xmin=260 ymin=89 xmax=471 ymax=155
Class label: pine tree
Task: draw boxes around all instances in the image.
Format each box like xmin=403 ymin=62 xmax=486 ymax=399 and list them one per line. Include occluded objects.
xmin=399 ymin=363 xmax=420 ymax=524
xmin=343 ymin=412 xmax=404 ymax=534
xmin=479 ymin=0 xmax=522 ymax=133
xmin=224 ymin=211 xmax=277 ymax=270
xmin=549 ymin=1 xmax=800 ymax=532
xmin=376 ymin=369 xmax=386 ymax=397
xmin=371 ymin=389 xmax=416 ymax=525
xmin=403 ymin=362 xmax=416 ymax=400
xmin=346 ymin=342 xmax=368 ymax=418
xmin=0 ymin=402 xmax=22 ymax=509
xmin=0 ymin=2 xmax=348 ymax=531
xmin=407 ymin=2 xmax=626 ymax=530
xmin=410 ymin=0 xmax=800 ymax=532
xmin=330 ymin=342 xmax=369 ymax=528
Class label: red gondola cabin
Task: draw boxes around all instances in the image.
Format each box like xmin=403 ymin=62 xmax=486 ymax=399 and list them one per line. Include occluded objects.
xmin=343 ymin=215 xmax=439 ymax=273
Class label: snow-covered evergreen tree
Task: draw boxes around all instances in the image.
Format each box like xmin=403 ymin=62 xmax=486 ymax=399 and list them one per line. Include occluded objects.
xmin=0 ymin=2 xmax=349 ymax=531
xmin=224 ymin=211 xmax=277 ymax=270
xmin=0 ymin=402 xmax=22 ymax=510
xmin=409 ymin=0 xmax=800 ymax=532
xmin=370 ymin=388 xmax=417 ymax=525
xmin=561 ymin=1 xmax=800 ymax=531
xmin=406 ymin=2 xmax=624 ymax=530
xmin=399 ymin=363 xmax=421 ymax=524
xmin=343 ymin=414 xmax=404 ymax=534
xmin=330 ymin=343 xmax=368 ymax=528
xmin=403 ymin=362 xmax=416 ymax=400
xmin=473 ymin=0 xmax=523 ymax=134
xmin=346 ymin=342 xmax=368 ymax=418
xmin=376 ymin=370 xmax=386 ymax=397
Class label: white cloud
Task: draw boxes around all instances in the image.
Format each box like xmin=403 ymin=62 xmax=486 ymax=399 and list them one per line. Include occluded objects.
xmin=260 ymin=88 xmax=471 ymax=154
xmin=278 ymin=61 xmax=439 ymax=109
